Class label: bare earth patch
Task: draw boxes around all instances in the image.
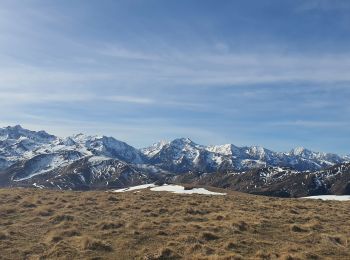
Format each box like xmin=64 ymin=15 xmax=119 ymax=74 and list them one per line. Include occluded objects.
xmin=0 ymin=187 xmax=349 ymax=259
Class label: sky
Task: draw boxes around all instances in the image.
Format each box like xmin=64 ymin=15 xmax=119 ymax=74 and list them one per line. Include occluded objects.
xmin=0 ymin=0 xmax=350 ymax=154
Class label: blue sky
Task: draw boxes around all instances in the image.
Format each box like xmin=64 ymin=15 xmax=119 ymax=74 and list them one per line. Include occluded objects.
xmin=0 ymin=0 xmax=350 ymax=154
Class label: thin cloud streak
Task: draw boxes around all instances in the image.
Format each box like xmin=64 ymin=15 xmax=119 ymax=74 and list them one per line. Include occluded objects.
xmin=2 ymin=51 xmax=350 ymax=89
xmin=268 ymin=120 xmax=350 ymax=128
xmin=296 ymin=0 xmax=350 ymax=12
xmin=106 ymin=95 xmax=155 ymax=104
xmin=0 ymin=91 xmax=208 ymax=111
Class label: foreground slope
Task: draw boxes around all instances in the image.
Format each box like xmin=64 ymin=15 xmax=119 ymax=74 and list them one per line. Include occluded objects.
xmin=0 ymin=188 xmax=349 ymax=259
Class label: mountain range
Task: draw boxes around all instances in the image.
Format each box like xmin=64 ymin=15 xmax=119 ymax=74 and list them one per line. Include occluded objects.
xmin=0 ymin=125 xmax=349 ymax=197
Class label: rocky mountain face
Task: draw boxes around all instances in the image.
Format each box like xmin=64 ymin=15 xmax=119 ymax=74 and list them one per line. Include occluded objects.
xmin=0 ymin=156 xmax=159 ymax=190
xmin=0 ymin=125 xmax=56 ymax=169
xmin=142 ymin=138 xmax=221 ymax=173
xmin=142 ymin=138 xmax=346 ymax=173
xmin=0 ymin=126 xmax=162 ymax=190
xmin=0 ymin=125 xmax=349 ymax=196
xmin=172 ymin=163 xmax=350 ymax=197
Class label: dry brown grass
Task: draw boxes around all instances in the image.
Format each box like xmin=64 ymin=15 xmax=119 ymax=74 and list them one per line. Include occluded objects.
xmin=0 ymin=187 xmax=349 ymax=259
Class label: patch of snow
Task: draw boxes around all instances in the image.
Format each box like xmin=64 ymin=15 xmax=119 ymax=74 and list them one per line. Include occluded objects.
xmin=78 ymin=174 xmax=85 ymax=183
xmin=150 ymin=184 xmax=226 ymax=196
xmin=88 ymin=156 xmax=111 ymax=163
xmin=33 ymin=183 xmax=45 ymax=189
xmin=112 ymin=183 xmax=156 ymax=193
xmin=112 ymin=184 xmax=226 ymax=196
xmin=301 ymin=195 xmax=350 ymax=201
xmin=276 ymin=167 xmax=284 ymax=172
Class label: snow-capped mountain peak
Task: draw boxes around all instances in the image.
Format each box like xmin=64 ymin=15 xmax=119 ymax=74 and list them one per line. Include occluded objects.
xmin=246 ymin=146 xmax=272 ymax=159
xmin=206 ymin=144 xmax=235 ymax=156
xmin=141 ymin=140 xmax=169 ymax=157
xmin=170 ymin=137 xmax=198 ymax=147
xmin=0 ymin=126 xmax=349 ymax=190
xmin=142 ymin=138 xmax=349 ymax=173
xmin=0 ymin=125 xmax=58 ymax=166
xmin=290 ymin=147 xmax=312 ymax=157
xmin=0 ymin=125 xmax=56 ymax=143
xmin=68 ymin=134 xmax=144 ymax=164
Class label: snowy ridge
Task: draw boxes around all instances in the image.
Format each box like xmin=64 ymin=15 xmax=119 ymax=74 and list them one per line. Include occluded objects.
xmin=141 ymin=140 xmax=169 ymax=157
xmin=0 ymin=125 xmax=348 ymax=193
xmin=142 ymin=138 xmax=347 ymax=173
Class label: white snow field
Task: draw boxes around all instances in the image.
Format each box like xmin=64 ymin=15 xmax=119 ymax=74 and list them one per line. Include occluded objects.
xmin=112 ymin=184 xmax=226 ymax=195
xmin=150 ymin=184 xmax=226 ymax=195
xmin=301 ymin=195 xmax=350 ymax=201
xmin=112 ymin=183 xmax=157 ymax=193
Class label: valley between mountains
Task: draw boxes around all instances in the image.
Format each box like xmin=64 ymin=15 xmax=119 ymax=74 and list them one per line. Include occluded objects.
xmin=0 ymin=125 xmax=349 ymax=197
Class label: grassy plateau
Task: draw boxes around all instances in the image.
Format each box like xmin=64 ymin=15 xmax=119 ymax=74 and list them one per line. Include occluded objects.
xmin=0 ymin=187 xmax=349 ymax=259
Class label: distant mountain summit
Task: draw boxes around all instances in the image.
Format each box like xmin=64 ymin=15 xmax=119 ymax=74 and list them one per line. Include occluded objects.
xmin=142 ymin=138 xmax=346 ymax=173
xmin=0 ymin=125 xmax=57 ymax=169
xmin=0 ymin=125 xmax=348 ymax=195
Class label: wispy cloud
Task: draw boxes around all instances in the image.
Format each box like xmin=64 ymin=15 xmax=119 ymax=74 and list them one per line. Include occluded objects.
xmin=0 ymin=91 xmax=155 ymax=105
xmin=296 ymin=0 xmax=350 ymax=12
xmin=2 ymin=51 xmax=350 ymax=90
xmin=98 ymin=45 xmax=162 ymax=61
xmin=268 ymin=120 xmax=350 ymax=128
xmin=105 ymin=95 xmax=155 ymax=104
xmin=0 ymin=90 xmax=208 ymax=112
xmin=0 ymin=0 xmax=349 ymax=154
